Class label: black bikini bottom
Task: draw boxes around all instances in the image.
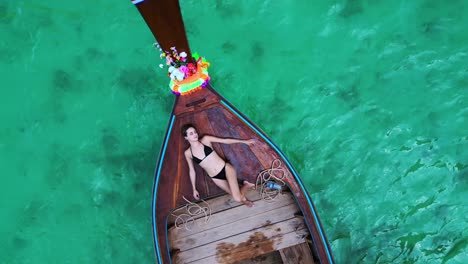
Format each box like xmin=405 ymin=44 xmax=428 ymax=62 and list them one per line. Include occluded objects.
xmin=210 ymin=164 xmax=244 ymax=186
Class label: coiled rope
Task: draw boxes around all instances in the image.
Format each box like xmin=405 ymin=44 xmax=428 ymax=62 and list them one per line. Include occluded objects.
xmin=170 ymin=159 xmax=286 ymax=230
xmin=170 ymin=196 xmax=211 ymax=231
xmin=255 ymin=159 xmax=286 ymax=202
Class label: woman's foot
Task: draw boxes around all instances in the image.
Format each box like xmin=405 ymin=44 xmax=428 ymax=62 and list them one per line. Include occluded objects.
xmin=242 ymin=180 xmax=255 ymax=190
xmin=242 ymin=199 xmax=254 ymax=207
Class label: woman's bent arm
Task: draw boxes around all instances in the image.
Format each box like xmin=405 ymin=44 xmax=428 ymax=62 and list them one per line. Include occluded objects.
xmin=203 ymin=135 xmax=256 ymax=145
xmin=184 ymin=150 xmax=200 ymax=199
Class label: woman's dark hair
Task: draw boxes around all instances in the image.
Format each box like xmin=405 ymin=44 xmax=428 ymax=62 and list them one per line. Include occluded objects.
xmin=181 ymin=123 xmax=197 ymax=137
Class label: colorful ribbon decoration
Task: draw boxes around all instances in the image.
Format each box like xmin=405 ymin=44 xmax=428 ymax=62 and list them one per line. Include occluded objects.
xmin=169 ymin=58 xmax=210 ymax=96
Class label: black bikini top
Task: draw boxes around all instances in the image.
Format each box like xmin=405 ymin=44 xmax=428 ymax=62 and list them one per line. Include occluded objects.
xmin=191 ymin=144 xmax=213 ymax=164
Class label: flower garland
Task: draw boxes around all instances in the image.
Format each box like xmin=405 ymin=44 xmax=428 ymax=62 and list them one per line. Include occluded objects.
xmin=155 ymin=43 xmax=210 ymax=96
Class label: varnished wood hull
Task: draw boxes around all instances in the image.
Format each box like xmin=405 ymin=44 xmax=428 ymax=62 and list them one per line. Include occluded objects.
xmin=152 ymin=85 xmax=334 ymax=263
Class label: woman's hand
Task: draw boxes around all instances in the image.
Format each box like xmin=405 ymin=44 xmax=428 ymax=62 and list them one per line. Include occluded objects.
xmin=244 ymin=139 xmax=257 ymax=145
xmin=193 ymin=189 xmax=200 ymax=200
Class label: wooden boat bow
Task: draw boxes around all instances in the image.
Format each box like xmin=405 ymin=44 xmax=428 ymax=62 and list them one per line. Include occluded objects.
xmin=130 ymin=1 xmax=335 ymax=263
xmin=132 ymin=0 xmax=192 ymax=56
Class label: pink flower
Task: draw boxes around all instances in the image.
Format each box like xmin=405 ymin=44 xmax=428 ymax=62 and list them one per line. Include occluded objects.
xmin=179 ymin=65 xmax=189 ymax=77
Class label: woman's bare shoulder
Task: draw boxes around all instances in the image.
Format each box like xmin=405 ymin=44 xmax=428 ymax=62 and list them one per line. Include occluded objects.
xmin=184 ymin=148 xmax=191 ymax=157
xmin=200 ymin=135 xmax=215 ymax=144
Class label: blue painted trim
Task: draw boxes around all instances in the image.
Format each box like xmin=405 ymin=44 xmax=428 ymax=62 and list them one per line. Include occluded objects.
xmin=152 ymin=115 xmax=176 ymax=264
xmin=165 ymin=215 xmax=172 ymax=264
xmin=220 ymin=100 xmax=333 ymax=263
xmin=131 ymin=0 xmax=145 ymax=5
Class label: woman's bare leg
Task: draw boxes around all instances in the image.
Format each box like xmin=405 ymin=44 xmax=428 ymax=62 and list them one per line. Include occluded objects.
xmin=211 ymin=178 xmax=232 ymax=195
xmin=212 ymin=178 xmax=255 ymax=205
xmin=225 ymin=164 xmax=253 ymax=207
xmin=240 ymin=181 xmax=255 ymax=196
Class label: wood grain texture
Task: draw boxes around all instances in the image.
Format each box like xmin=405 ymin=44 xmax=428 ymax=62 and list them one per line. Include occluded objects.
xmin=235 ymin=251 xmax=284 ymax=264
xmin=280 ymin=242 xmax=316 ymax=264
xmin=171 ymin=203 xmax=301 ymax=252
xmin=168 ymin=192 xmax=296 ymax=249
xmin=176 ymin=217 xmax=307 ymax=263
xmin=151 ymin=86 xmax=333 ymax=263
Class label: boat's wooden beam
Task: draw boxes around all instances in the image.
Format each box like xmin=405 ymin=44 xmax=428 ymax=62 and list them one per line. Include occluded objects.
xmin=234 ymin=251 xmax=284 ymax=264
xmin=173 ymin=86 xmax=220 ymax=116
xmin=279 ymin=242 xmax=316 ymax=264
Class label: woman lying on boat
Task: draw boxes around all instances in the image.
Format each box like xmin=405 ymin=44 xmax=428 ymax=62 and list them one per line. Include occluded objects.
xmin=182 ymin=124 xmax=256 ymax=207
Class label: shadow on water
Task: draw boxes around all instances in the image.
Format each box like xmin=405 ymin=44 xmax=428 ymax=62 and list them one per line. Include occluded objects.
xmin=261 ymin=81 xmax=294 ymax=125
xmin=100 ymin=149 xmax=157 ymax=180
xmin=72 ymin=47 xmax=115 ymax=72
xmin=441 ymin=237 xmax=468 ymax=264
xmin=101 ymin=127 xmax=120 ymax=155
xmin=46 ymin=143 xmax=70 ymax=190
xmin=183 ymin=17 xmax=199 ymax=37
xmin=250 ymin=41 xmax=264 ymax=63
xmin=214 ymin=0 xmax=243 ymax=18
xmin=49 ymin=68 xmax=84 ymax=124
xmin=221 ymin=41 xmax=237 ymax=54
xmin=85 ymin=47 xmax=115 ymax=62
xmin=453 ymin=168 xmax=468 ymax=193
xmin=52 ymin=69 xmax=81 ymax=93
xmin=86 ymin=129 xmax=159 ymax=192
xmin=100 ymin=127 xmax=155 ymax=170
xmin=336 ymin=83 xmax=361 ymax=109
xmin=339 ymin=0 xmax=363 ymax=18
xmin=116 ymin=67 xmax=158 ymax=97
xmin=49 ymin=98 xmax=67 ymax=124
xmin=79 ymin=134 xmax=156 ymax=262
xmin=0 ymin=2 xmax=14 ymax=24
xmin=3 ymin=198 xmax=51 ymax=261
xmin=91 ymin=219 xmax=152 ymax=263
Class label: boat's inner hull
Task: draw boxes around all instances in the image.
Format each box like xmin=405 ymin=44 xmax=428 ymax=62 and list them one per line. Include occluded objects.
xmin=167 ymin=188 xmax=318 ymax=264
xmin=152 ymin=86 xmax=333 ymax=263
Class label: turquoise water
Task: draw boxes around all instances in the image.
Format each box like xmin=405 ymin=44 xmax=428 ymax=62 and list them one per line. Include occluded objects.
xmin=1 ymin=0 xmax=466 ymax=263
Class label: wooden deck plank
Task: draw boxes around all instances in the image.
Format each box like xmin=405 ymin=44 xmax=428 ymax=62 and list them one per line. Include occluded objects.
xmin=234 ymin=251 xmax=284 ymax=264
xmin=168 ymin=189 xmax=262 ymax=226
xmin=189 ymin=251 xmax=284 ymax=264
xmin=279 ymin=242 xmax=316 ymax=264
xmin=171 ymin=203 xmax=301 ymax=251
xmin=169 ymin=192 xmax=295 ymax=241
xmin=177 ymin=217 xmax=308 ymax=263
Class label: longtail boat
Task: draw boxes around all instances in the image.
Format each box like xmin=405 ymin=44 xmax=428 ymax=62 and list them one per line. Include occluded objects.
xmin=130 ymin=0 xmax=334 ymax=263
